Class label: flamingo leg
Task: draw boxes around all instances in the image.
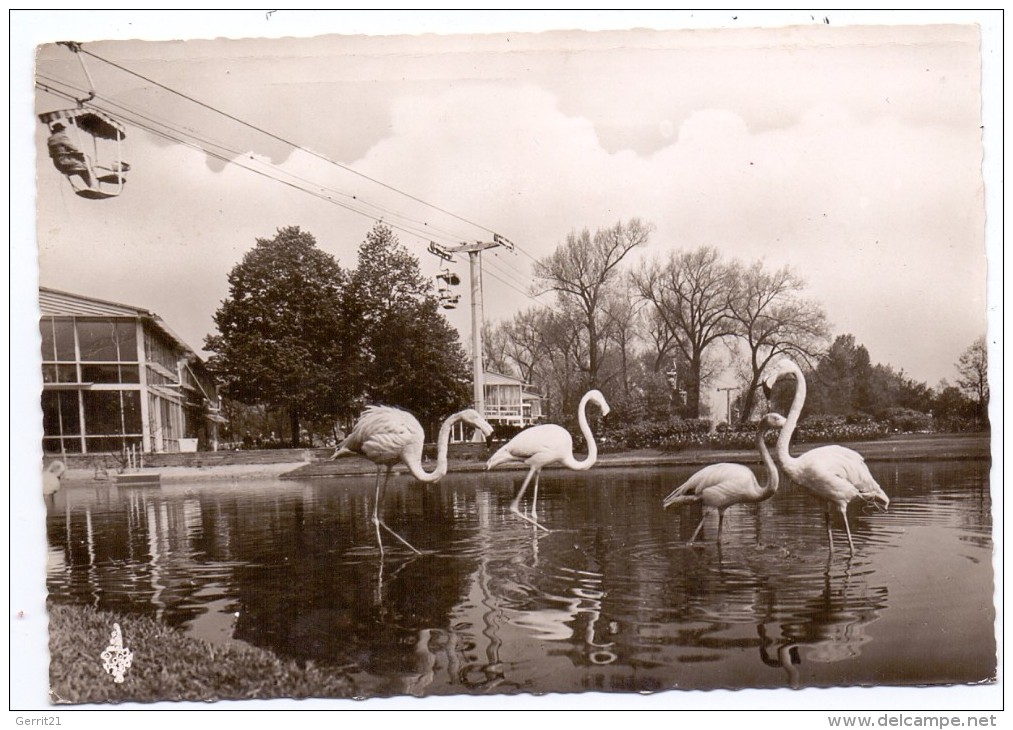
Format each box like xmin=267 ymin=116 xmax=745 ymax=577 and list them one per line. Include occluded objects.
xmin=824 ymin=504 xmax=835 ymax=553
xmin=375 ymin=465 xmax=422 ymax=555
xmin=840 ymin=505 xmax=855 ymax=556
xmin=531 ymin=473 xmax=540 ymax=521
xmin=689 ymin=513 xmax=707 ymax=543
xmin=372 ymin=467 xmax=385 ymax=558
xmin=510 ymin=468 xmax=550 ymax=532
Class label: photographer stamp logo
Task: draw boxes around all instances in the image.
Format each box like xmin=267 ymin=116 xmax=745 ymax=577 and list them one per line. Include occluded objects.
xmin=100 ymin=623 xmax=133 ymax=683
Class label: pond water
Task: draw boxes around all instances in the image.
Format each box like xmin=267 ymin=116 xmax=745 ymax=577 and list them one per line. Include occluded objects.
xmin=46 ymin=460 xmax=995 ymax=698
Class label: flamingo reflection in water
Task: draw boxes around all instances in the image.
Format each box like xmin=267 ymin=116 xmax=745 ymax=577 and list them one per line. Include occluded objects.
xmin=499 ymin=566 xmax=618 ymax=666
xmin=755 ymin=568 xmax=888 ymax=688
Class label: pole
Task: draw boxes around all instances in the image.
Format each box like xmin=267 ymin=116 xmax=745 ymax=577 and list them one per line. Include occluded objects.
xmin=718 ymin=386 xmax=738 ymax=425
xmin=436 ymin=237 xmax=514 ymax=442
xmin=470 ymin=249 xmax=485 ymax=421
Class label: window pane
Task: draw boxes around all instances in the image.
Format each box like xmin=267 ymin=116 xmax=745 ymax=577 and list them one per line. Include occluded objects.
xmin=81 ymin=364 xmax=122 ymax=383
xmin=80 ymin=364 xmax=140 ymax=384
xmin=77 ymin=320 xmax=135 ymax=362
xmin=87 ymin=436 xmax=124 ymax=453
xmin=44 ymin=437 xmax=81 ymax=454
xmin=122 ymin=391 xmax=142 ymax=433
xmin=42 ymin=390 xmax=80 ymax=436
xmin=41 ymin=390 xmax=62 ymax=435
xmin=116 ymin=322 xmax=138 ymax=362
xmin=40 ymin=320 xmax=55 ymax=361
xmin=78 ymin=321 xmax=121 ymax=361
xmin=53 ymin=319 xmax=76 ymax=361
xmin=82 ymin=390 xmax=123 ymax=435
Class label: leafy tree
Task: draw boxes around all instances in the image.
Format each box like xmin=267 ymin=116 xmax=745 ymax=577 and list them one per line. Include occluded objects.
xmin=204 ymin=226 xmax=347 ymax=447
xmin=632 ymin=246 xmax=737 ymax=418
xmin=932 ymin=382 xmax=975 ymax=424
xmin=533 ymin=219 xmax=652 ymax=392
xmin=344 ymin=223 xmax=471 ymax=432
xmin=805 ymin=334 xmax=874 ymax=417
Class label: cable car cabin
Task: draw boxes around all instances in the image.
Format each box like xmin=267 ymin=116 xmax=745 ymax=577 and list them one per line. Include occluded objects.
xmin=440 ymin=293 xmax=461 ymax=310
xmin=40 ymin=109 xmax=130 ymax=199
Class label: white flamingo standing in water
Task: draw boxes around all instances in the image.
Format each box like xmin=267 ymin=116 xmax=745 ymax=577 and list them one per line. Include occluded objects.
xmin=762 ymin=358 xmax=889 ymax=556
xmin=43 ymin=460 xmax=66 ymax=501
xmin=486 ymin=389 xmax=610 ymax=532
xmin=333 ymin=406 xmax=493 ymax=555
xmin=663 ymin=412 xmax=787 ymax=543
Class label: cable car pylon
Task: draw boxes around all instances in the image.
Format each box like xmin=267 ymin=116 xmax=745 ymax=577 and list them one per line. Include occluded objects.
xmin=428 ymin=236 xmax=514 ymax=433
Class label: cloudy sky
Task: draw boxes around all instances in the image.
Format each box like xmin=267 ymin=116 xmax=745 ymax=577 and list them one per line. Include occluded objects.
xmin=10 ymin=8 xmax=1003 ymax=716
xmin=21 ymin=11 xmax=996 ymax=393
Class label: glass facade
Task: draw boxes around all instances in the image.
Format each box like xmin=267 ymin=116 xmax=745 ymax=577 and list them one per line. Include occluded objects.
xmin=40 ymin=313 xmax=217 ymax=456
xmin=40 ymin=317 xmax=145 ymax=455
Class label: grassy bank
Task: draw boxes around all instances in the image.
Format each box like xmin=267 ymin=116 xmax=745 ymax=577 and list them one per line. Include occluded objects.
xmin=47 ymin=602 xmax=355 ymax=705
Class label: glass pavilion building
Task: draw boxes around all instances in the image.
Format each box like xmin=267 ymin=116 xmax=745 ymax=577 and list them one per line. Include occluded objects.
xmin=39 ymin=287 xmax=223 ymax=456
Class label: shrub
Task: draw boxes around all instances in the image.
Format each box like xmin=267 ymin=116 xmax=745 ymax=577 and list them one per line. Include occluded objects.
xmin=881 ymin=407 xmax=934 ymax=433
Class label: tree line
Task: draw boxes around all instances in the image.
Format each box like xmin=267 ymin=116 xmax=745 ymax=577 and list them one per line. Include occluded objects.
xmin=204 ymin=219 xmax=988 ymax=449
xmin=204 ymin=224 xmax=472 ymax=447
xmin=484 ymin=218 xmax=988 ymax=435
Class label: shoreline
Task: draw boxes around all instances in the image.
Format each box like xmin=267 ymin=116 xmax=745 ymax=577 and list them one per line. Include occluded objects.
xmin=54 ymin=432 xmax=992 ymax=486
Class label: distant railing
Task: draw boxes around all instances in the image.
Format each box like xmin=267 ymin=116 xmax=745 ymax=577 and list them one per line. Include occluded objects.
xmin=485 ymin=403 xmax=526 ymax=418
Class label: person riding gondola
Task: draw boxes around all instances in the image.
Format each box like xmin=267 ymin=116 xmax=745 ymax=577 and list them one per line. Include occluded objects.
xmin=47 ymin=121 xmax=93 ymax=187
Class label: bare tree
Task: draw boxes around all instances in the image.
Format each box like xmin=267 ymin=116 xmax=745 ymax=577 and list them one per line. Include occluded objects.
xmin=956 ymin=335 xmax=989 ymax=421
xmin=481 ymin=320 xmax=513 ymax=376
xmin=502 ymin=307 xmax=553 ymax=385
xmin=534 ymin=219 xmax=653 ymax=391
xmin=641 ymin=305 xmax=681 ymax=374
xmin=536 ymin=306 xmax=587 ymax=421
xmin=632 ymin=246 xmax=737 ymax=418
xmin=600 ymin=289 xmax=645 ymax=399
xmin=727 ymin=259 xmax=831 ymax=422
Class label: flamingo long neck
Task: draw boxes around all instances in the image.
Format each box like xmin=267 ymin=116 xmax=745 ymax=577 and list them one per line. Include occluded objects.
xmin=563 ymin=393 xmax=598 ymax=471
xmin=757 ymin=426 xmax=780 ymax=499
xmin=404 ymin=413 xmax=459 ymax=483
xmin=776 ymin=365 xmax=806 ymax=477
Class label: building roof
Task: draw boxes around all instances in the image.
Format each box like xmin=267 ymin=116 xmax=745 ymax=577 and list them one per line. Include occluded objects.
xmin=38 ymin=286 xmax=205 ymax=365
xmin=484 ymin=371 xmax=528 ymax=386
xmin=484 ymin=370 xmax=542 ymax=398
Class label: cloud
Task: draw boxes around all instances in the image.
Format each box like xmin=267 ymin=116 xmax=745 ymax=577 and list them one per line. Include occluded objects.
xmin=34 ymin=27 xmax=986 ymax=386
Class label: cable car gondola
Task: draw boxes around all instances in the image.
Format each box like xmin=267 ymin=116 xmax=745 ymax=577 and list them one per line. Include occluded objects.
xmin=40 ymin=108 xmax=130 ymax=200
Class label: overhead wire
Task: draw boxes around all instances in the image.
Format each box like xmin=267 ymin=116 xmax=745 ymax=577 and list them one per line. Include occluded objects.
xmin=77 ymin=47 xmax=520 ymax=244
xmin=38 ymin=49 xmax=559 ymax=315
xmin=36 ymin=76 xmax=480 ymax=249
xmin=59 ymin=45 xmax=547 ymax=264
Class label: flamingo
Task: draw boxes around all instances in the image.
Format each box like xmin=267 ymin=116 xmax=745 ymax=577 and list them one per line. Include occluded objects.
xmin=333 ymin=406 xmax=493 ymax=555
xmin=662 ymin=412 xmax=786 ymax=543
xmin=486 ymin=389 xmax=610 ymax=532
xmin=762 ymin=358 xmax=889 ymax=556
xmin=43 ymin=460 xmax=66 ymax=499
